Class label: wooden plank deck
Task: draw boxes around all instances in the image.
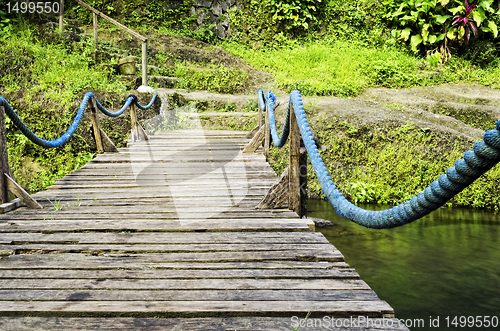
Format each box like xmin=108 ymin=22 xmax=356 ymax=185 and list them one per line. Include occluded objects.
xmin=0 ymin=130 xmax=408 ymax=330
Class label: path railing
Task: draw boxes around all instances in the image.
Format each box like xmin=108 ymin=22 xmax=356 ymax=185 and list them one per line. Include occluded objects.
xmin=60 ymin=0 xmax=149 ymax=86
xmin=0 ymin=91 xmax=157 ymax=210
xmin=247 ymin=89 xmax=500 ymax=229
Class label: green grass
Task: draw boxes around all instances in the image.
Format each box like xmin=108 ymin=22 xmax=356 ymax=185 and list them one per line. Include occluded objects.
xmin=224 ymin=39 xmax=500 ymax=97
xmin=0 ymin=28 xmax=126 ymax=193
xmin=0 ymin=29 xmax=126 ymax=102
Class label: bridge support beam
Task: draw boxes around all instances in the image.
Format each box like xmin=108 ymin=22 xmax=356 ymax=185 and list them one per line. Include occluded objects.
xmin=90 ymin=97 xmax=118 ymax=153
xmin=256 ymin=167 xmax=289 ymax=209
xmin=243 ymin=126 xmax=265 ymax=154
xmin=129 ymin=103 xmax=149 ymax=142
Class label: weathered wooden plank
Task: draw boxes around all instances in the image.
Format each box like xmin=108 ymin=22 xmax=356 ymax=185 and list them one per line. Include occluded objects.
xmin=0 ymin=278 xmax=369 ymax=290
xmin=48 ymin=179 xmax=276 ymax=189
xmin=54 ymin=176 xmax=276 ymax=183
xmin=33 ymin=198 xmax=262 ymax=208
xmin=0 ymin=210 xmax=299 ymax=220
xmin=91 ymin=151 xmax=261 ymax=157
xmin=34 ymin=188 xmax=267 ymax=196
xmin=3 ymin=204 xmax=291 ymax=215
xmin=0 ymin=268 xmax=357 ymax=279
xmin=0 ymin=231 xmax=330 ymax=244
xmin=0 ymin=289 xmax=378 ymax=301
xmin=0 ymin=300 xmax=393 ymax=317
xmin=0 ymin=243 xmax=337 ymax=253
xmin=0 ymin=255 xmax=349 ymax=269
xmin=154 ymin=129 xmax=249 ymax=135
xmin=0 ymin=221 xmax=311 ymax=233
xmin=0 ymin=317 xmax=410 ymax=331
xmin=80 ymin=162 xmax=274 ymax=169
xmin=0 ymin=198 xmax=23 ymax=214
xmin=0 ymin=250 xmax=341 ymax=264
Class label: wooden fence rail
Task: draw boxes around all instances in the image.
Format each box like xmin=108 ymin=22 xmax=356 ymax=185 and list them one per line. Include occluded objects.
xmin=60 ymin=0 xmax=148 ymax=86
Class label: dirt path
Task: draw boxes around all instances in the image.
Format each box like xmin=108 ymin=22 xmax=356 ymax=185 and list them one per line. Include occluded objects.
xmin=163 ymin=84 xmax=500 ymax=146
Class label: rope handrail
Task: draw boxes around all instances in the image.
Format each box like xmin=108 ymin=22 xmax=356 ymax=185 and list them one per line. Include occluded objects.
xmin=261 ymin=89 xmax=500 ymax=229
xmin=0 ymin=91 xmax=157 ymax=148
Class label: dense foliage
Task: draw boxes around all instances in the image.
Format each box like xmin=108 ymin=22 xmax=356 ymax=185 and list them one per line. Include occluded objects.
xmin=382 ymin=0 xmax=500 ymax=64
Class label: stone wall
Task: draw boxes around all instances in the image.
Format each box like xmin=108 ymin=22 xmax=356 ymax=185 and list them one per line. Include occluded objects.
xmin=191 ymin=0 xmax=242 ymax=39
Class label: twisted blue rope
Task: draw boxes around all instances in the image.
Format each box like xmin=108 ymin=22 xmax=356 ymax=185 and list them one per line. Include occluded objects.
xmin=266 ymin=90 xmax=290 ymax=148
xmin=135 ymin=92 xmax=157 ymax=110
xmin=258 ymin=89 xmax=265 ymax=112
xmin=1 ymin=91 xmax=157 ymax=148
xmin=264 ymin=89 xmax=500 ymax=229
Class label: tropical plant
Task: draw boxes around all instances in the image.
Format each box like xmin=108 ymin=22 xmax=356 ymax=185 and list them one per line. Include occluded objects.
xmin=452 ymin=0 xmax=479 ymax=43
xmin=382 ymin=0 xmax=499 ymax=64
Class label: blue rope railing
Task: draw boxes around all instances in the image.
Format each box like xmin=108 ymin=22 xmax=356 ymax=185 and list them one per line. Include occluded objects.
xmin=0 ymin=91 xmax=157 ymax=148
xmin=260 ymin=89 xmax=500 ymax=229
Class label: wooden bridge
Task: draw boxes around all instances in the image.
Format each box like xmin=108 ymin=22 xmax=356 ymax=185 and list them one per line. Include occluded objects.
xmin=0 ymin=127 xmax=408 ymax=330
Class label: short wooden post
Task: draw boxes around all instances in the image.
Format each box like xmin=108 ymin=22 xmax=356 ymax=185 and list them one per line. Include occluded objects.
xmin=142 ymin=40 xmax=148 ymax=86
xmin=0 ymin=105 xmax=11 ymax=204
xmin=264 ymin=103 xmax=270 ymax=159
xmin=289 ymin=103 xmax=300 ymax=215
xmin=89 ymin=97 xmax=104 ymax=154
xmin=129 ymin=103 xmax=138 ymax=141
xmin=59 ymin=0 xmax=64 ymax=32
xmin=93 ymin=12 xmax=98 ymax=50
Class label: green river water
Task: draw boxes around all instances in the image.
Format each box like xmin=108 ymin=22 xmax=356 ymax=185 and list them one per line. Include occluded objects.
xmin=309 ymin=199 xmax=500 ymax=331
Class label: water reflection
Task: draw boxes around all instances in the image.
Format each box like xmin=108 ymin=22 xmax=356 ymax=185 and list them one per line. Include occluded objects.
xmin=310 ymin=199 xmax=500 ymax=331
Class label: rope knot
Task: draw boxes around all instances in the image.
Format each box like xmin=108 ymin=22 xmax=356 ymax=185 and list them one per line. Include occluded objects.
xmin=127 ymin=94 xmax=139 ymax=104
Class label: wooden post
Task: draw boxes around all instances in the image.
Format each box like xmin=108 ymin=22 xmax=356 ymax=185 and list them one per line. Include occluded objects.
xmin=299 ymin=142 xmax=308 ymax=218
xmin=258 ymin=101 xmax=262 ymax=129
xmin=288 ymin=103 xmax=300 ymax=215
xmin=129 ymin=103 xmax=138 ymax=141
xmin=142 ymin=40 xmax=148 ymax=86
xmin=0 ymin=106 xmax=11 ymax=204
xmin=93 ymin=12 xmax=98 ymax=50
xmin=59 ymin=0 xmax=64 ymax=32
xmin=264 ymin=104 xmax=270 ymax=159
xmin=89 ymin=97 xmax=104 ymax=154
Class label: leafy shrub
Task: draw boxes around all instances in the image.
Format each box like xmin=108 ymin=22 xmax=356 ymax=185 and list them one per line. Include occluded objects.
xmin=382 ymin=0 xmax=499 ymax=62
xmin=268 ymin=0 xmax=324 ymax=31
